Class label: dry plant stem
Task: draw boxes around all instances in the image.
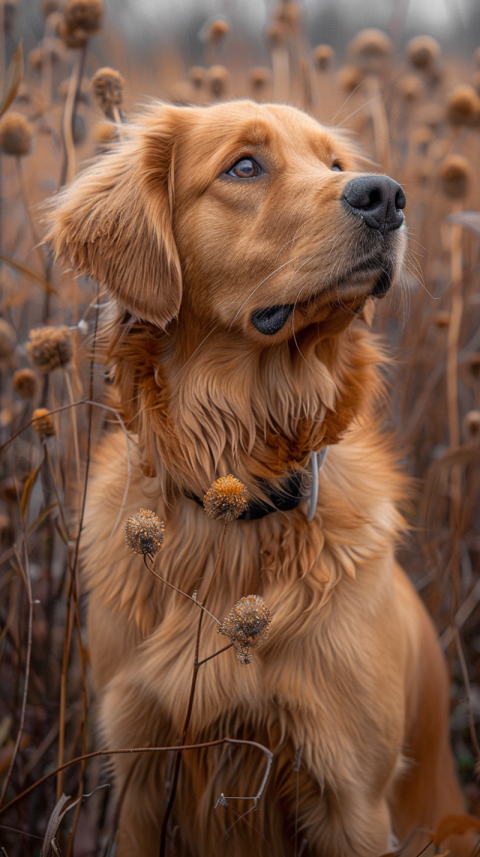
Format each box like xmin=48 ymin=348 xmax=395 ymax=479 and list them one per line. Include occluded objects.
xmin=56 ymin=584 xmax=75 ymax=802
xmin=15 ymin=158 xmax=45 ymax=270
xmin=60 ymin=42 xmax=88 ymax=187
xmin=0 ymin=548 xmax=33 ymax=808
xmin=56 ymin=305 xmax=98 ymax=807
xmin=144 ymin=557 xmax=221 ymax=628
xmin=454 ymin=628 xmax=480 ymax=762
xmin=159 ymin=521 xmax=228 ymax=857
xmin=0 ymin=737 xmax=273 ymax=817
xmin=272 ymin=45 xmax=290 ymax=102
xmin=447 ymin=218 xmax=463 ymax=612
xmin=63 ymin=368 xmax=81 ymax=486
xmin=365 ymin=75 xmax=391 ymax=173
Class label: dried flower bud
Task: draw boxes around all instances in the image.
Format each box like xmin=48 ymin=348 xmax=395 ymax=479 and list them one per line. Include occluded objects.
xmin=466 ymin=352 xmax=480 ymax=378
xmin=32 ymin=408 xmax=55 ymax=438
xmin=249 ymin=66 xmax=272 ymax=94
xmin=312 ymin=44 xmax=334 ymax=72
xmin=203 ymin=475 xmax=248 ymax=522
xmin=438 ymin=154 xmax=472 ymax=200
xmin=0 ymin=112 xmax=33 ymax=156
xmin=12 ymin=368 xmax=37 ymax=399
xmin=188 ymin=66 xmax=205 ymax=90
xmin=63 ymin=0 xmax=103 ymax=35
xmin=411 ymin=126 xmax=433 ymax=154
xmin=125 ymin=509 xmax=165 ymax=557
xmin=204 ymin=18 xmax=229 ymax=44
xmin=274 ymin=1 xmax=301 ymax=33
xmin=337 ymin=65 xmax=364 ymax=94
xmin=27 ymin=326 xmax=73 ymax=373
xmin=206 ymin=65 xmax=229 ymax=99
xmin=417 ymin=103 xmax=443 ymax=131
xmin=58 ymin=20 xmax=88 ymax=47
xmin=266 ymin=21 xmax=286 ymax=48
xmin=91 ymin=67 xmax=124 ymax=118
xmin=445 ymin=85 xmax=480 ymax=127
xmin=434 ymin=310 xmax=450 ymax=328
xmin=347 ymin=29 xmax=391 ymax=72
xmin=219 ymin=595 xmax=271 ymax=664
xmin=406 ymin=36 xmax=441 ymax=70
xmin=464 ymin=410 xmax=480 ymax=439
xmin=0 ymin=318 xmax=15 ymax=360
xmin=395 ymin=74 xmax=425 ymax=104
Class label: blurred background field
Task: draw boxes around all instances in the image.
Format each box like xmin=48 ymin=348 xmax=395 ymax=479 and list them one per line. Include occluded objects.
xmin=1 ymin=0 xmax=480 ymax=853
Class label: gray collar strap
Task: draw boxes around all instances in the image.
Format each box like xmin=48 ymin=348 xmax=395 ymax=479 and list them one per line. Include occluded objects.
xmin=307 ymin=447 xmax=329 ymax=521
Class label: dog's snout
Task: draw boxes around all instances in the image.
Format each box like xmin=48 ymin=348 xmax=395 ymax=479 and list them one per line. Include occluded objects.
xmin=342 ymin=176 xmax=406 ymax=232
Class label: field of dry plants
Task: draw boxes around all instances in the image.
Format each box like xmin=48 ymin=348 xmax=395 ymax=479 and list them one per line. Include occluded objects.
xmin=1 ymin=0 xmax=480 ymax=854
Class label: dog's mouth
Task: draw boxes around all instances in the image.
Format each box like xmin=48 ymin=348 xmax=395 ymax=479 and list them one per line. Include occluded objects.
xmin=251 ymin=266 xmax=394 ymax=336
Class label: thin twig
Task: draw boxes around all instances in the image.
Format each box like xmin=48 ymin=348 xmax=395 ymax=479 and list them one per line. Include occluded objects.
xmin=0 ymin=547 xmax=34 ymax=808
xmin=0 ymin=737 xmax=273 ymax=817
xmin=159 ymin=521 xmax=228 ymax=857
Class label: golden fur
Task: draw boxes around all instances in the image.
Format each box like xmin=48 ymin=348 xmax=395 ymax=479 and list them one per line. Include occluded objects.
xmin=47 ymin=101 xmax=472 ymax=856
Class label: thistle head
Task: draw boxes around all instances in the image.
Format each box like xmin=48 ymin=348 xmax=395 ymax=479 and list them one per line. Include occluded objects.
xmin=27 ymin=326 xmax=73 ymax=374
xmin=219 ymin=595 xmax=271 ymax=664
xmin=32 ymin=408 xmax=55 ymax=438
xmin=203 ymin=475 xmax=248 ymax=523
xmin=125 ymin=509 xmax=165 ymax=558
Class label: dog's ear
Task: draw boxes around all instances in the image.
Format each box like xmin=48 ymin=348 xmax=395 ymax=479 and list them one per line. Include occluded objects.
xmin=46 ymin=106 xmax=182 ymax=328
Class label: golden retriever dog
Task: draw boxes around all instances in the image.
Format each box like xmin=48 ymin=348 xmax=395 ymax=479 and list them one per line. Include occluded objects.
xmin=47 ymin=100 xmax=473 ymax=856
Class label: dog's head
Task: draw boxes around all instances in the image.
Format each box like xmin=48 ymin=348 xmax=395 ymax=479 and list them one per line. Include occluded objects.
xmin=47 ymin=100 xmax=406 ymax=496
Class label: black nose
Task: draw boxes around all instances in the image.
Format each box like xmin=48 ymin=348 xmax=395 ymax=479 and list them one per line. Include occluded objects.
xmin=342 ymin=176 xmax=406 ymax=232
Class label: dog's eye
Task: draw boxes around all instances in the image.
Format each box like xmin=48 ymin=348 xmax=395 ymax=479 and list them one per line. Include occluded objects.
xmin=332 ymin=163 xmax=343 ymax=172
xmin=227 ymin=158 xmax=262 ymax=178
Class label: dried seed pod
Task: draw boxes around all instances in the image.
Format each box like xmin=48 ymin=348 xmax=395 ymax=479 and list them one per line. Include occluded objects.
xmin=337 ymin=65 xmax=364 ymax=94
xmin=274 ymin=1 xmax=302 ymax=33
xmin=91 ymin=66 xmax=124 ymax=118
xmin=249 ymin=66 xmax=272 ymax=94
xmin=27 ymin=326 xmax=73 ymax=373
xmin=347 ymin=29 xmax=391 ymax=72
xmin=266 ymin=21 xmax=286 ymax=48
xmin=219 ymin=595 xmax=271 ymax=664
xmin=32 ymin=408 xmax=55 ymax=438
xmin=466 ymin=352 xmax=480 ymax=378
xmin=206 ymin=65 xmax=229 ymax=100
xmin=406 ymin=36 xmax=441 ymax=71
xmin=203 ymin=475 xmax=248 ymax=522
xmin=188 ymin=66 xmax=205 ymax=90
xmin=438 ymin=154 xmax=472 ymax=200
xmin=395 ymin=74 xmax=425 ymax=104
xmin=63 ymin=0 xmax=103 ymax=35
xmin=12 ymin=368 xmax=37 ymax=399
xmin=0 ymin=318 xmax=16 ymax=360
xmin=125 ymin=509 xmax=165 ymax=557
xmin=434 ymin=310 xmax=450 ymax=328
xmin=0 ymin=112 xmax=33 ymax=156
xmin=312 ymin=44 xmax=334 ymax=72
xmin=464 ymin=410 xmax=480 ymax=439
xmin=445 ymin=85 xmax=480 ymax=127
xmin=204 ymin=18 xmax=229 ymax=44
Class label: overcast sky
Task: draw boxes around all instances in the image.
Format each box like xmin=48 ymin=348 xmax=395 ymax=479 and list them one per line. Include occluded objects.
xmin=122 ymin=0 xmax=474 ymax=38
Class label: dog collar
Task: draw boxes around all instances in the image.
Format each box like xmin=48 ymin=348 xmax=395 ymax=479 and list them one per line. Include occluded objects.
xmin=188 ymin=448 xmax=328 ymax=521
